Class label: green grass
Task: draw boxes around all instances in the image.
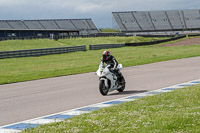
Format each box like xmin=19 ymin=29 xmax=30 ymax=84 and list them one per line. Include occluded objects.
xmin=0 ymin=36 xmax=169 ymax=51
xmin=57 ymin=36 xmax=169 ymax=50
xmin=0 ymin=39 xmax=64 ymax=51
xmin=1 ymin=44 xmax=200 ymax=85
xmin=23 ymin=83 xmax=200 ymax=133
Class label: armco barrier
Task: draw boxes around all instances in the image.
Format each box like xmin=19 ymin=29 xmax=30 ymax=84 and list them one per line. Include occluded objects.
xmin=0 ymin=45 xmax=86 ymax=59
xmin=125 ymin=35 xmax=186 ymax=46
xmin=89 ymin=44 xmax=125 ymax=50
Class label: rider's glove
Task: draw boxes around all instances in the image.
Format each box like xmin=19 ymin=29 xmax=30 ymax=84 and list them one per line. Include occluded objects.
xmin=111 ymin=68 xmax=115 ymax=71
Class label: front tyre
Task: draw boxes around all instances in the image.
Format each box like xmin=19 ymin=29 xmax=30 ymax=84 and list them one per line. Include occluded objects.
xmin=99 ymin=80 xmax=109 ymax=96
xmin=117 ymin=76 xmax=126 ymax=92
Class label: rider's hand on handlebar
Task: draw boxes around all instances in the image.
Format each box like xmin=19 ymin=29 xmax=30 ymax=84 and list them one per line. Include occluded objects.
xmin=111 ymin=68 xmax=115 ymax=71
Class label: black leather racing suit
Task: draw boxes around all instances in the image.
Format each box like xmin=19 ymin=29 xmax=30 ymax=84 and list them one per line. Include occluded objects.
xmin=99 ymin=55 xmax=121 ymax=78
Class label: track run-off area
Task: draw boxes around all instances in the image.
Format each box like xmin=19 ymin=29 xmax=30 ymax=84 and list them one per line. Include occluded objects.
xmin=1 ymin=56 xmax=200 ymax=131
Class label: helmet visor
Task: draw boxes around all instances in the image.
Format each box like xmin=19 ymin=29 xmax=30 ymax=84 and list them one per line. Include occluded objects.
xmin=103 ymin=54 xmax=109 ymax=60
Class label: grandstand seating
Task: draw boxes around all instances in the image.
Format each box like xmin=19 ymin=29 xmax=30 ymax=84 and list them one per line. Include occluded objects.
xmin=149 ymin=11 xmax=172 ymax=30
xmin=0 ymin=21 xmax=13 ymax=29
xmin=54 ymin=19 xmax=76 ymax=30
xmin=165 ymin=10 xmax=185 ymax=29
xmin=39 ymin=20 xmax=59 ymax=29
xmin=133 ymin=11 xmax=154 ymax=31
xmin=112 ymin=9 xmax=200 ymax=32
xmin=23 ymin=20 xmax=45 ymax=29
xmin=183 ymin=9 xmax=200 ymax=29
xmin=71 ymin=20 xmax=88 ymax=29
xmin=118 ymin=12 xmax=141 ymax=31
xmin=0 ymin=19 xmax=99 ymax=35
xmin=7 ymin=21 xmax=28 ymax=29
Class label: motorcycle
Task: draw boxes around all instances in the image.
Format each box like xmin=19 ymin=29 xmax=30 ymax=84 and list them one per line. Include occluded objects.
xmin=96 ymin=64 xmax=126 ymax=95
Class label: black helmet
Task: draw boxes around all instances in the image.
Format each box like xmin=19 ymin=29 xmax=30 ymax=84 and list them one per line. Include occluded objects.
xmin=102 ymin=50 xmax=110 ymax=60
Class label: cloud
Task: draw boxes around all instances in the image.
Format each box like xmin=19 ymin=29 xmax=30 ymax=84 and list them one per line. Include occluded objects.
xmin=74 ymin=1 xmax=113 ymax=13
xmin=0 ymin=0 xmax=200 ymax=28
xmin=0 ymin=0 xmax=28 ymax=6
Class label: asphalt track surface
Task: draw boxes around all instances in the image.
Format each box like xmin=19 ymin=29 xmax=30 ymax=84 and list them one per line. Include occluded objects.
xmin=1 ymin=56 xmax=200 ymax=126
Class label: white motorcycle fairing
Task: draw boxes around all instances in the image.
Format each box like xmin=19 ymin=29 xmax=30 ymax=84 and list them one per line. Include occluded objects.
xmin=96 ymin=64 xmax=125 ymax=95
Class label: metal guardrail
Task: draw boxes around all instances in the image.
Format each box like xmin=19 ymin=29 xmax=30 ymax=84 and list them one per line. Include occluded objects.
xmin=0 ymin=45 xmax=86 ymax=59
xmin=89 ymin=44 xmax=125 ymax=50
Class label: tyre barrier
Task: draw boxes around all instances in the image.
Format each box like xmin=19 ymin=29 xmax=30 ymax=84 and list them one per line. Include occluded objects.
xmin=125 ymin=35 xmax=186 ymax=46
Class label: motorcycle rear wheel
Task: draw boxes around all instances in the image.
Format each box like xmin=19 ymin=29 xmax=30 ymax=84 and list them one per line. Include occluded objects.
xmin=99 ymin=80 xmax=109 ymax=95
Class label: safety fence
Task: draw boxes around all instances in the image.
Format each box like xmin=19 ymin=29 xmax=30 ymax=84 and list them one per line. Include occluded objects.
xmin=0 ymin=45 xmax=86 ymax=59
xmin=0 ymin=33 xmax=176 ymax=42
xmin=0 ymin=33 xmax=129 ymax=41
xmin=0 ymin=36 xmax=49 ymax=41
xmin=1 ymin=32 xmax=200 ymax=42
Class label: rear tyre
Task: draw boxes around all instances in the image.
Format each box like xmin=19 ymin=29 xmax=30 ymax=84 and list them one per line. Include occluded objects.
xmin=99 ymin=80 xmax=109 ymax=96
xmin=117 ymin=76 xmax=126 ymax=92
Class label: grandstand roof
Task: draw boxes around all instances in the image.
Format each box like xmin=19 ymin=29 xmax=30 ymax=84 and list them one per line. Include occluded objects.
xmin=0 ymin=18 xmax=99 ymax=34
xmin=112 ymin=9 xmax=200 ymax=32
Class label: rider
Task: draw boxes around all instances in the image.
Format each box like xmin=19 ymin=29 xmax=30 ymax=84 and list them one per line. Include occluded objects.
xmin=99 ymin=50 xmax=122 ymax=80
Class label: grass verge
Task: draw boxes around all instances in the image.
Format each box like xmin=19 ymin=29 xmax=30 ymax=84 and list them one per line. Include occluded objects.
xmin=23 ymin=84 xmax=200 ymax=133
xmin=0 ymin=36 xmax=169 ymax=51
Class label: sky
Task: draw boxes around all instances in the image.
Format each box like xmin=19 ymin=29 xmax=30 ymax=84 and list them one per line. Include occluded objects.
xmin=0 ymin=0 xmax=200 ymax=28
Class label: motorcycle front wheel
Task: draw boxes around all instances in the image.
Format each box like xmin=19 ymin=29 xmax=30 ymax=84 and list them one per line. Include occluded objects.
xmin=99 ymin=80 xmax=109 ymax=96
xmin=117 ymin=76 xmax=126 ymax=92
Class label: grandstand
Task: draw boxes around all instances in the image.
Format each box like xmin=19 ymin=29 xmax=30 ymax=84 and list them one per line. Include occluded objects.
xmin=112 ymin=9 xmax=200 ymax=33
xmin=0 ymin=19 xmax=99 ymax=38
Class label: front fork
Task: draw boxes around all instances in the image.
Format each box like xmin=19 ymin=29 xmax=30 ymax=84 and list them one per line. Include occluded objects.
xmin=100 ymin=78 xmax=109 ymax=89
